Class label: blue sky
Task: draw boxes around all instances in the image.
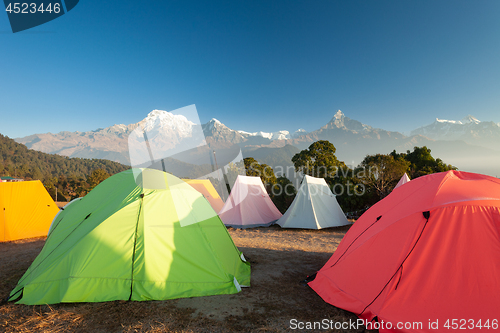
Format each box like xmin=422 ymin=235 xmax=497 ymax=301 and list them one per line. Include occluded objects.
xmin=1 ymin=0 xmax=499 ymax=138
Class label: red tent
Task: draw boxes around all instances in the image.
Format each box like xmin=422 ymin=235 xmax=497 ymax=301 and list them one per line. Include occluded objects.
xmin=309 ymin=171 xmax=500 ymax=332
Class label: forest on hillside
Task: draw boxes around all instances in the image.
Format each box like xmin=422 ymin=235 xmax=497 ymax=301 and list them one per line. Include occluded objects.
xmin=0 ymin=134 xmax=129 ymax=201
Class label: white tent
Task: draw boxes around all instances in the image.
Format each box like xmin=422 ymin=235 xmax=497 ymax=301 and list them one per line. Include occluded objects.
xmin=277 ymin=175 xmax=349 ymax=229
xmin=219 ymin=175 xmax=282 ymax=228
xmin=394 ymin=173 xmax=411 ymax=189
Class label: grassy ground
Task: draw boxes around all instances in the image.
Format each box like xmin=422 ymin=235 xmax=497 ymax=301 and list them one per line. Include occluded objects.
xmin=1 ymin=225 xmax=375 ymax=333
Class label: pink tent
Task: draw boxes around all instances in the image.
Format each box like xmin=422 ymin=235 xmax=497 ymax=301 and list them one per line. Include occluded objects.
xmin=394 ymin=173 xmax=410 ymax=189
xmin=219 ymin=175 xmax=282 ymax=228
xmin=309 ymin=171 xmax=500 ymax=332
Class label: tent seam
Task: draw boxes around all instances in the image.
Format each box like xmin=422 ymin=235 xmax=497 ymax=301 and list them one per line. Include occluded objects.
xmin=128 ymin=194 xmax=144 ymax=301
xmin=359 ymin=211 xmax=431 ymax=316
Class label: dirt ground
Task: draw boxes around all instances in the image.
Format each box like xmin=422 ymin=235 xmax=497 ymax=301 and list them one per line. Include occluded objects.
xmin=54 ymin=202 xmax=68 ymax=209
xmin=0 ymin=224 xmax=375 ymax=333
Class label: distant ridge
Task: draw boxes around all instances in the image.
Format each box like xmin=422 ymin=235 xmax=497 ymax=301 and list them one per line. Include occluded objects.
xmin=0 ymin=133 xmax=129 ymax=180
xmin=411 ymin=115 xmax=500 ymax=151
xmin=14 ymin=109 xmax=500 ymax=177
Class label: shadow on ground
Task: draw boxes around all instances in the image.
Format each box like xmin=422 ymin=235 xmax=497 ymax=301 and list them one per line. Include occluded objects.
xmin=0 ymin=228 xmax=375 ymax=333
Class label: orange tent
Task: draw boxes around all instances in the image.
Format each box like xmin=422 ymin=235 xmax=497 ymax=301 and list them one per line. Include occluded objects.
xmin=182 ymin=179 xmax=225 ymax=213
xmin=1 ymin=181 xmax=59 ymax=241
xmin=309 ymin=171 xmax=500 ymax=332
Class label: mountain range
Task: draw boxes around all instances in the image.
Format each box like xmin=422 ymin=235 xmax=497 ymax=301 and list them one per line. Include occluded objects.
xmin=15 ymin=110 xmax=500 ymax=177
xmin=410 ymin=115 xmax=500 ymax=151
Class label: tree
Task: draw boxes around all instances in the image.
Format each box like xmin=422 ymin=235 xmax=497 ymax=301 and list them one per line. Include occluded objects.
xmin=291 ymin=140 xmax=347 ymax=183
xmin=87 ymin=169 xmax=110 ymax=190
xmin=351 ymin=148 xmax=456 ymax=211
xmin=270 ymin=176 xmax=296 ymax=214
xmin=292 ymin=140 xmax=364 ymax=213
xmin=31 ymin=167 xmax=43 ymax=180
xmin=224 ymin=161 xmax=245 ymax=190
xmin=332 ymin=172 xmax=376 ymax=218
xmin=74 ymin=184 xmax=90 ymax=199
xmin=43 ymin=177 xmax=61 ymax=201
xmin=243 ymin=157 xmax=277 ymax=188
xmin=399 ymin=146 xmax=456 ymax=178
xmin=358 ymin=154 xmax=410 ymax=200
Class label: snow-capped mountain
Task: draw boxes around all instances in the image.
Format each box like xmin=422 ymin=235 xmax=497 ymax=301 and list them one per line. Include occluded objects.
xmin=13 ymin=109 xmax=500 ymax=177
xmin=17 ymin=110 xmax=208 ymax=165
xmin=202 ymin=118 xmax=246 ymax=144
xmin=15 ymin=110 xmax=304 ymax=165
xmin=128 ymin=109 xmax=208 ymax=167
xmin=238 ymin=129 xmax=291 ymax=141
xmin=204 ymin=118 xmax=299 ymax=141
xmin=292 ymin=129 xmax=308 ymax=138
xmin=140 ymin=110 xmax=197 ymax=137
xmin=202 ymin=118 xmax=306 ymax=145
xmin=236 ymin=125 xmax=310 ymax=140
xmin=296 ymin=110 xmax=405 ymax=144
xmin=270 ymin=110 xmax=409 ymax=166
xmin=325 ymin=110 xmax=375 ymax=132
xmin=410 ymin=115 xmax=500 ymax=150
xmin=432 ymin=115 xmax=481 ymax=125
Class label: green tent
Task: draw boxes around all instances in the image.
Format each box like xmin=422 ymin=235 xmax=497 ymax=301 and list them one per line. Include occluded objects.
xmin=9 ymin=168 xmax=250 ymax=305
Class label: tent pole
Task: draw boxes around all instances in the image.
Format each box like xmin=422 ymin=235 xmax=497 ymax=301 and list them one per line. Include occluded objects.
xmin=141 ymin=127 xmax=163 ymax=171
xmin=213 ymin=150 xmax=233 ymax=204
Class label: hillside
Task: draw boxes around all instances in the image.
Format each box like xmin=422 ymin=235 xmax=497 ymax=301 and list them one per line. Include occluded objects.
xmin=0 ymin=134 xmax=129 ymax=181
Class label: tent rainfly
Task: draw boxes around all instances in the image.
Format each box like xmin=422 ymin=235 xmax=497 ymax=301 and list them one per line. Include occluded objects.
xmin=394 ymin=173 xmax=410 ymax=189
xmin=182 ymin=179 xmax=225 ymax=213
xmin=308 ymin=171 xmax=500 ymax=332
xmin=9 ymin=168 xmax=250 ymax=305
xmin=1 ymin=180 xmax=59 ymax=242
xmin=277 ymin=175 xmax=349 ymax=229
xmin=219 ymin=175 xmax=282 ymax=228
